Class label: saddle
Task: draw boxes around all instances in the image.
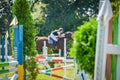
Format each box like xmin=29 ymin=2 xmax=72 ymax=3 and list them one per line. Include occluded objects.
xmin=48 ymin=38 xmax=54 ymax=44
xmin=48 ymin=38 xmax=57 ymax=49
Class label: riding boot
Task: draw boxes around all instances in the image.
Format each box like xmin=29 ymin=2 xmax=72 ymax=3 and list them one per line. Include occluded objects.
xmin=53 ymin=41 xmax=57 ymax=49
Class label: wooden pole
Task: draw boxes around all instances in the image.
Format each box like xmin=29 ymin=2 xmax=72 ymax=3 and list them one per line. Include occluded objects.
xmin=106 ymin=18 xmax=112 ymax=80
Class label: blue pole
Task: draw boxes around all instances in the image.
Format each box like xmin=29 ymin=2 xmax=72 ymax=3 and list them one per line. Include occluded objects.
xmin=18 ymin=25 xmax=23 ymax=64
xmin=1 ymin=37 xmax=5 ymax=62
xmin=14 ymin=25 xmax=24 ymax=80
xmin=14 ymin=25 xmax=23 ymax=64
xmin=14 ymin=25 xmax=19 ymax=61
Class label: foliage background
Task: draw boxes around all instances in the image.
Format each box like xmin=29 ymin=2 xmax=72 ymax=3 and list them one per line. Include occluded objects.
xmin=0 ymin=0 xmax=12 ymax=35
xmin=70 ymin=18 xmax=97 ymax=77
xmin=31 ymin=0 xmax=99 ymax=36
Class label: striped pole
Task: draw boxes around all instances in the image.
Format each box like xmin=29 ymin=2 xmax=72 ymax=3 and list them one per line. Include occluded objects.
xmin=47 ymin=57 xmax=64 ymax=62
xmin=0 ymin=68 xmax=18 ymax=74
xmin=14 ymin=25 xmax=24 ymax=80
xmin=11 ymin=74 xmax=18 ymax=80
xmin=41 ymin=57 xmax=63 ymax=62
xmin=40 ymin=64 xmax=74 ymax=72
xmin=0 ymin=61 xmax=18 ymax=67
xmin=35 ymin=56 xmax=74 ymax=62
xmin=18 ymin=25 xmax=24 ymax=80
xmin=40 ymin=72 xmax=72 ymax=80
xmin=37 ymin=57 xmax=63 ymax=62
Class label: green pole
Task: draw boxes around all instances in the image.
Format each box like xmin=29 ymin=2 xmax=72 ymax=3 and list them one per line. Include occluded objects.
xmin=112 ymin=18 xmax=118 ymax=80
xmin=0 ymin=69 xmax=9 ymax=74
xmin=0 ymin=62 xmax=9 ymax=67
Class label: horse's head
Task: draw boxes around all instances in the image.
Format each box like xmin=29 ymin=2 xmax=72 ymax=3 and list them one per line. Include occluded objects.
xmin=64 ymin=31 xmax=73 ymax=40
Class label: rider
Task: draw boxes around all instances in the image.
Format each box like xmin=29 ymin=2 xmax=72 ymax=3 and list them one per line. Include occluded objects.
xmin=49 ymin=28 xmax=64 ymax=48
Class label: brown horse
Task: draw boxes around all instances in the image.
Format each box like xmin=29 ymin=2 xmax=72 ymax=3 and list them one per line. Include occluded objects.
xmin=35 ymin=32 xmax=72 ymax=51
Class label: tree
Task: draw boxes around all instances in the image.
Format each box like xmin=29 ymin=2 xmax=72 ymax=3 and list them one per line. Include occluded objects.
xmin=31 ymin=0 xmax=99 ymax=36
xmin=12 ymin=0 xmax=38 ymax=80
xmin=0 ymin=0 xmax=12 ymax=35
xmin=111 ymin=0 xmax=120 ymax=18
xmin=70 ymin=18 xmax=97 ymax=77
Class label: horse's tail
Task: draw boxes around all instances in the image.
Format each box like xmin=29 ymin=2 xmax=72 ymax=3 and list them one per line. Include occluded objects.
xmin=35 ymin=36 xmax=38 ymax=41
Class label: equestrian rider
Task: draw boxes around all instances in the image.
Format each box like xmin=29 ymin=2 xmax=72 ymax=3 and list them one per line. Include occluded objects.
xmin=50 ymin=28 xmax=64 ymax=43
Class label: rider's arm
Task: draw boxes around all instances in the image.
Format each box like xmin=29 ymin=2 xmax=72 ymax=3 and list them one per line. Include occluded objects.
xmin=57 ymin=32 xmax=64 ymax=38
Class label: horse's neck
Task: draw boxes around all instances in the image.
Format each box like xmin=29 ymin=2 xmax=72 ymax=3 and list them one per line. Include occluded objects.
xmin=59 ymin=37 xmax=64 ymax=40
xmin=58 ymin=38 xmax=64 ymax=42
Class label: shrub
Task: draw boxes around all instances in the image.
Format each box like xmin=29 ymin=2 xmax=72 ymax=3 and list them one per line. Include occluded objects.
xmin=70 ymin=18 xmax=97 ymax=77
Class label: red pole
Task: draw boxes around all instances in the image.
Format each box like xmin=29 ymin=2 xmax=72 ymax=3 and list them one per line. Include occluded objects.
xmin=52 ymin=67 xmax=63 ymax=71
xmin=52 ymin=59 xmax=63 ymax=62
xmin=51 ymin=74 xmax=63 ymax=79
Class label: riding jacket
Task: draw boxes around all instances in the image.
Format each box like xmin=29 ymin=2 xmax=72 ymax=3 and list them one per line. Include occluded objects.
xmin=50 ymin=30 xmax=61 ymax=42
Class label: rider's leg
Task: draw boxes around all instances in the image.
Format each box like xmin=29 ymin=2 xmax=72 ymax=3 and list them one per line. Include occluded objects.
xmin=53 ymin=37 xmax=58 ymax=49
xmin=50 ymin=35 xmax=58 ymax=49
xmin=53 ymin=41 xmax=57 ymax=49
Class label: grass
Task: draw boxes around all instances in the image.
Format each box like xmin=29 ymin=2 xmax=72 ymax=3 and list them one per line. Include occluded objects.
xmin=0 ymin=63 xmax=80 ymax=80
xmin=36 ymin=64 xmax=79 ymax=80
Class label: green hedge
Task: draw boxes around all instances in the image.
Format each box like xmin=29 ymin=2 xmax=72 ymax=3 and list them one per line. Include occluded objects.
xmin=70 ymin=18 xmax=97 ymax=77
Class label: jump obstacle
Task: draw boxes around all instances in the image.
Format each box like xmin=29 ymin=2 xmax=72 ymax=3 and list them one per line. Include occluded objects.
xmin=35 ymin=56 xmax=74 ymax=62
xmin=0 ymin=25 xmax=24 ymax=80
xmin=35 ymin=39 xmax=77 ymax=80
xmin=39 ymin=64 xmax=75 ymax=80
xmin=94 ymin=0 xmax=120 ymax=80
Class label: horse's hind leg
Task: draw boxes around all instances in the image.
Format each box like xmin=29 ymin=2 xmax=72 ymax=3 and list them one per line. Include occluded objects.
xmin=37 ymin=49 xmax=42 ymax=54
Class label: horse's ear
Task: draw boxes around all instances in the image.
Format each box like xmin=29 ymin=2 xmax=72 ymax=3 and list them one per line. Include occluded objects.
xmin=65 ymin=31 xmax=70 ymax=34
xmin=66 ymin=31 xmax=73 ymax=35
xmin=64 ymin=31 xmax=73 ymax=40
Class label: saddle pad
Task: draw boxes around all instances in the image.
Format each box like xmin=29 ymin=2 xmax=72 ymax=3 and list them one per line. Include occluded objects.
xmin=48 ymin=38 xmax=53 ymax=44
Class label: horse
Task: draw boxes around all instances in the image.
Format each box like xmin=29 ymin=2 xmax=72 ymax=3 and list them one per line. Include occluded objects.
xmin=35 ymin=32 xmax=72 ymax=69
xmin=35 ymin=32 xmax=72 ymax=51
